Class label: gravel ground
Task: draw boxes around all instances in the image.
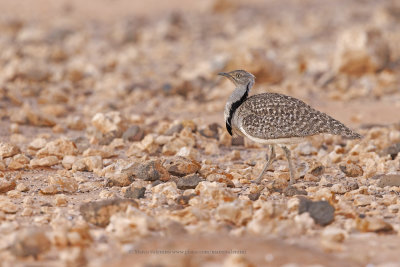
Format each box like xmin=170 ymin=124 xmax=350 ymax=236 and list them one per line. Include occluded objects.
xmin=0 ymin=0 xmax=400 ymax=266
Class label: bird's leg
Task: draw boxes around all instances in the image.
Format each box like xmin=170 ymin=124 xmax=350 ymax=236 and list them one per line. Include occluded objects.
xmin=254 ymin=145 xmax=275 ymax=184
xmin=281 ymin=146 xmax=296 ymax=185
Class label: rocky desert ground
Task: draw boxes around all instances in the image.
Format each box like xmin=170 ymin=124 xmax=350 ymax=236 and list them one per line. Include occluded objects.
xmin=0 ymin=0 xmax=400 ymax=266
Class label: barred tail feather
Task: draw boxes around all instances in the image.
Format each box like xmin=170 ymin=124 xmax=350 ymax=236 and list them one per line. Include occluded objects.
xmin=340 ymin=129 xmax=362 ymax=139
xmin=329 ymin=121 xmax=362 ymax=139
xmin=318 ymin=112 xmax=362 ymax=139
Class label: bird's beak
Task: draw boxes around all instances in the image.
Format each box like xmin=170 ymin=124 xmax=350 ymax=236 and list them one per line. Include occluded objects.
xmin=218 ymin=72 xmax=230 ymax=78
xmin=218 ymin=72 xmax=237 ymax=85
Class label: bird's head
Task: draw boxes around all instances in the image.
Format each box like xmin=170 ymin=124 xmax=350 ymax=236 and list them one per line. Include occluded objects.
xmin=218 ymin=70 xmax=255 ymax=87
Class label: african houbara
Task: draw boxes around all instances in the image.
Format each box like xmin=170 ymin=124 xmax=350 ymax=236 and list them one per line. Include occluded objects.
xmin=219 ymin=70 xmax=362 ymax=185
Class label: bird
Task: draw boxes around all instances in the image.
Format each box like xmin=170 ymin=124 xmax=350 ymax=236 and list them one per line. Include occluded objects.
xmin=218 ymin=70 xmax=362 ymax=185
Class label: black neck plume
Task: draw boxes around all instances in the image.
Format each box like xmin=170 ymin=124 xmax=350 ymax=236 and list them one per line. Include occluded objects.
xmin=226 ymin=83 xmax=250 ymax=136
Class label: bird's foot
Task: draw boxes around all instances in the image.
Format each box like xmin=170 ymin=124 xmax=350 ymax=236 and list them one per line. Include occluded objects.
xmin=251 ymin=177 xmax=262 ymax=184
xmin=251 ymin=174 xmax=265 ymax=184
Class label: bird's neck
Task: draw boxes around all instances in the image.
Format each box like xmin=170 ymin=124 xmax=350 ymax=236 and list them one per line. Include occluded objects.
xmin=224 ymin=82 xmax=252 ymax=135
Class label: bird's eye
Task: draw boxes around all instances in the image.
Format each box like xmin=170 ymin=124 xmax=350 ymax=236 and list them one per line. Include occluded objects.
xmin=236 ymin=73 xmax=241 ymax=78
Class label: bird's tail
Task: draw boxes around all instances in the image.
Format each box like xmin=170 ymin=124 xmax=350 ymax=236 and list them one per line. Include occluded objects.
xmin=330 ymin=121 xmax=362 ymax=139
xmin=341 ymin=130 xmax=363 ymax=139
xmin=319 ymin=112 xmax=362 ymax=139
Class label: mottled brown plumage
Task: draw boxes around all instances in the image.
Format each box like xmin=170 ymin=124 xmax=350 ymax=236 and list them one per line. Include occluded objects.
xmin=236 ymin=93 xmax=361 ymax=140
xmin=218 ymin=70 xmax=362 ymax=185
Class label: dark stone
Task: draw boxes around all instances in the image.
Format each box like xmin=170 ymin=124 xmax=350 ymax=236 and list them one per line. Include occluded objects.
xmin=164 ymin=123 xmax=183 ymax=136
xmin=381 ymin=143 xmax=400 ymax=160
xmin=339 ymin=163 xmax=363 ymax=177
xmin=136 ymin=162 xmax=159 ymax=181
xmin=298 ymin=197 xmax=313 ymax=213
xmin=151 ymin=180 xmax=163 ymax=187
xmin=122 ymin=125 xmax=144 ymax=142
xmin=308 ymin=202 xmax=335 ymax=226
xmin=98 ymin=131 xmax=119 ymax=145
xmin=163 ymin=156 xmax=200 ymax=177
xmin=310 ymin=165 xmax=325 ymax=176
xmin=136 ymin=160 xmax=169 ymax=181
xmin=105 ymin=173 xmax=134 ymax=187
xmin=176 ymin=174 xmax=203 ymax=190
xmin=248 ymin=192 xmax=260 ymax=201
xmin=208 ymin=123 xmax=220 ymax=133
xmin=298 ymin=197 xmax=335 ymax=226
xmin=219 ymin=178 xmax=235 ymax=188
xmin=377 ymin=174 xmax=400 ymax=187
xmin=199 ymin=123 xmax=220 ymax=139
xmin=345 ymin=181 xmax=359 ymax=191
xmin=124 ymin=187 xmax=146 ymax=199
xmin=176 ymin=193 xmax=197 ymax=205
xmin=80 ymin=198 xmax=138 ymax=227
xmin=246 ymin=160 xmax=257 ymax=167
xmin=207 ymin=173 xmax=235 ymax=188
xmin=283 ymin=186 xmax=307 ymax=197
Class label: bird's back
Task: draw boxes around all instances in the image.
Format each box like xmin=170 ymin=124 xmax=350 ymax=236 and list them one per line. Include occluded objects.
xmin=233 ymin=93 xmax=361 ymax=140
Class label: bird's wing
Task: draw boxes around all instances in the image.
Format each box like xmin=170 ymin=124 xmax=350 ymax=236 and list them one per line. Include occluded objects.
xmin=238 ymin=93 xmax=359 ymax=139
